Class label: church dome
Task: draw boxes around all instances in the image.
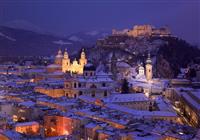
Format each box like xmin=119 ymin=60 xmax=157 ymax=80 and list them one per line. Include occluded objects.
xmin=83 ymin=63 xmax=96 ymax=71
xmin=55 ymin=49 xmax=63 ymax=58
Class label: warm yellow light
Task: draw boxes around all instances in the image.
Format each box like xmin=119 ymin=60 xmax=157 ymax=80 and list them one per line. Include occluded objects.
xmin=51 ymin=127 xmax=55 ymax=132
xmin=64 ymin=130 xmax=69 ymax=135
xmin=13 ymin=115 xmax=18 ymax=122
xmin=145 ymin=92 xmax=149 ymax=97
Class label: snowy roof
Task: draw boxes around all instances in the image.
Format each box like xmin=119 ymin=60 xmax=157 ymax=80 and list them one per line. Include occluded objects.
xmin=15 ymin=121 xmax=39 ymax=127
xmin=50 ymin=71 xmax=64 ymax=75
xmin=85 ymin=122 xmax=99 ymax=129
xmin=117 ymin=62 xmax=131 ymax=68
xmin=104 ymin=93 xmax=149 ymax=103
xmin=181 ymin=92 xmax=200 ymax=110
xmin=19 ymin=101 xmax=35 ymax=107
xmin=1 ymin=130 xmax=22 ymax=140
xmin=47 ymin=64 xmax=61 ymax=68
xmin=106 ymin=103 xmax=177 ymax=117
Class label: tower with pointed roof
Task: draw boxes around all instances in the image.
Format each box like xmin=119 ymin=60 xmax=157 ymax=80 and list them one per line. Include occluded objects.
xmin=145 ymin=52 xmax=153 ymax=81
xmin=79 ymin=48 xmax=87 ymax=66
xmin=62 ymin=49 xmax=71 ymax=72
xmin=55 ymin=49 xmax=63 ymax=65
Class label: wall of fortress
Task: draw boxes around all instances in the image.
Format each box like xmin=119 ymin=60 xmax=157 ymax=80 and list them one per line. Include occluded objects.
xmin=112 ymin=25 xmax=171 ymax=37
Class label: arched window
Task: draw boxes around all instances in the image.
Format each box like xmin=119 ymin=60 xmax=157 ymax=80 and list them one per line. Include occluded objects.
xmin=78 ymin=83 xmax=81 ymax=88
xmin=74 ymin=83 xmax=77 ymax=88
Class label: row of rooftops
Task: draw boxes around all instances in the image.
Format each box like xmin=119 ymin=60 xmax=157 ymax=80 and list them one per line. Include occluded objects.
xmin=176 ymin=88 xmax=200 ymax=112
xmin=0 ymin=82 xmax=198 ymax=139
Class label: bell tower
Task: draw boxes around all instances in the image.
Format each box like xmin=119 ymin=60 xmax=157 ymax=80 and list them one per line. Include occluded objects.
xmin=62 ymin=49 xmax=71 ymax=72
xmin=145 ymin=52 xmax=153 ymax=81
xmin=79 ymin=48 xmax=87 ymax=66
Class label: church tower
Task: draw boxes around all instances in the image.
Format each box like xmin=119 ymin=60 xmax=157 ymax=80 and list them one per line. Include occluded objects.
xmin=55 ymin=49 xmax=63 ymax=65
xmin=138 ymin=63 xmax=145 ymax=76
xmin=145 ymin=53 xmax=153 ymax=81
xmin=79 ymin=49 xmax=87 ymax=66
xmin=62 ymin=49 xmax=71 ymax=72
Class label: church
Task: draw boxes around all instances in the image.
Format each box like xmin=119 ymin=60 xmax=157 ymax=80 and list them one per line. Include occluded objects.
xmin=47 ymin=49 xmax=87 ymax=74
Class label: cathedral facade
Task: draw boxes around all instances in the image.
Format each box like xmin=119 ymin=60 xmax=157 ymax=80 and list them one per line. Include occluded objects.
xmin=50 ymin=49 xmax=87 ymax=74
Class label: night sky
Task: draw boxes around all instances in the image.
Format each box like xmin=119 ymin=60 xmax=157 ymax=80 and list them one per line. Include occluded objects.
xmin=0 ymin=0 xmax=199 ymax=45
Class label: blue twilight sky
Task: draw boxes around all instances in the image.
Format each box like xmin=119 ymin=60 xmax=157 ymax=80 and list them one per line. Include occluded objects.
xmin=0 ymin=0 xmax=199 ymax=45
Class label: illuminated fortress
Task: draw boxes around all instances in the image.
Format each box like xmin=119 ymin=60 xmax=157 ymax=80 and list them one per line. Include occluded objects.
xmin=112 ymin=24 xmax=171 ymax=37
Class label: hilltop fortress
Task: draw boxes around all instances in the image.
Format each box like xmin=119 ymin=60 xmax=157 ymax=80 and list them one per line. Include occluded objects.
xmin=112 ymin=24 xmax=171 ymax=37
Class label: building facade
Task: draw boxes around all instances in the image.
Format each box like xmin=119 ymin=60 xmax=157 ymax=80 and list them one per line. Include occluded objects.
xmin=47 ymin=49 xmax=87 ymax=75
xmin=64 ymin=64 xmax=114 ymax=98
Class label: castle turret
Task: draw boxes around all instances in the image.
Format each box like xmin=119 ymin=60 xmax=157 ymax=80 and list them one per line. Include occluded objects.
xmin=55 ymin=49 xmax=63 ymax=65
xmin=79 ymin=48 xmax=87 ymax=66
xmin=145 ymin=53 xmax=153 ymax=81
xmin=62 ymin=49 xmax=71 ymax=72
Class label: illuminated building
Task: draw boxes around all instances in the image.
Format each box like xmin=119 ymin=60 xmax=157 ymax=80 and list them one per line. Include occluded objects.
xmin=64 ymin=64 xmax=114 ymax=98
xmin=15 ymin=121 xmax=40 ymax=135
xmin=112 ymin=24 xmax=171 ymax=37
xmin=46 ymin=48 xmax=87 ymax=74
xmin=44 ymin=115 xmax=81 ymax=137
xmin=145 ymin=53 xmax=153 ymax=82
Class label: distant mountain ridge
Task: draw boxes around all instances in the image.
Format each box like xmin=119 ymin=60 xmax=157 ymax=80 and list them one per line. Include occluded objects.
xmin=0 ymin=26 xmax=109 ymax=56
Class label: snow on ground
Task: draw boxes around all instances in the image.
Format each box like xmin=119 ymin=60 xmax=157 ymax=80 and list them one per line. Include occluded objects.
xmin=68 ymin=35 xmax=83 ymax=42
xmin=85 ymin=30 xmax=99 ymax=36
xmin=53 ymin=40 xmax=72 ymax=45
xmin=0 ymin=32 xmax=16 ymax=41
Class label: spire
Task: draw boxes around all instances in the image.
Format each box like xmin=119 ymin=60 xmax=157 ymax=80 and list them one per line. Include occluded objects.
xmin=58 ymin=48 xmax=62 ymax=55
xmin=81 ymin=48 xmax=86 ymax=59
xmin=146 ymin=52 xmax=152 ymax=64
xmin=56 ymin=48 xmax=63 ymax=58
xmin=63 ymin=48 xmax=69 ymax=59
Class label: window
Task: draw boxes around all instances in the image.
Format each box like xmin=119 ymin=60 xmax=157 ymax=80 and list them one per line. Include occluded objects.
xmin=102 ymin=83 xmax=106 ymax=87
xmin=92 ymin=91 xmax=95 ymax=97
xmin=90 ymin=72 xmax=93 ymax=76
xmin=79 ymin=91 xmax=83 ymax=96
xmin=78 ymin=83 xmax=81 ymax=88
xmin=104 ymin=91 xmax=107 ymax=97
xmin=74 ymin=83 xmax=77 ymax=88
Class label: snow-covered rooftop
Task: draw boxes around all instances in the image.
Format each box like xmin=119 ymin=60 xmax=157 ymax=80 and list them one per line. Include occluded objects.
xmin=104 ymin=93 xmax=149 ymax=103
